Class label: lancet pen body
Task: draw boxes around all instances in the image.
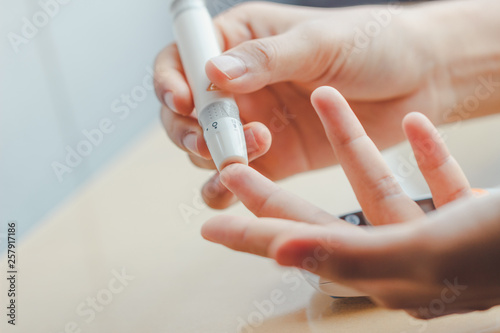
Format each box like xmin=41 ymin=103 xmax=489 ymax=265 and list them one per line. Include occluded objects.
xmin=170 ymin=0 xmax=248 ymax=170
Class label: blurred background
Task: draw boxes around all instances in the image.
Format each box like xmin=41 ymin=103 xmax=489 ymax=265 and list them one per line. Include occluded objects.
xmin=1 ymin=0 xmax=172 ymax=240
xmin=0 ymin=0 xmax=430 ymax=243
xmin=1 ymin=0 xmax=500 ymax=332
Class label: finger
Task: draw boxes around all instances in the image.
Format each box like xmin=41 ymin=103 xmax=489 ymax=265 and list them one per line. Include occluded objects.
xmin=402 ymin=112 xmax=472 ymax=208
xmin=156 ymin=2 xmax=312 ymax=113
xmin=269 ymin=194 xmax=500 ymax=311
xmin=160 ymin=106 xmax=211 ymax=159
xmin=219 ymin=164 xmax=347 ymax=225
xmin=202 ymin=215 xmax=345 ymax=258
xmin=154 ymin=44 xmax=195 ymax=115
xmin=161 ymin=106 xmax=271 ymax=162
xmin=201 ymin=124 xmax=272 ymax=209
xmin=204 ymin=213 xmax=420 ymax=282
xmin=206 ymin=26 xmax=328 ymax=94
xmin=270 ymin=222 xmax=420 ymax=284
xmin=310 ymin=86 xmax=423 ymax=225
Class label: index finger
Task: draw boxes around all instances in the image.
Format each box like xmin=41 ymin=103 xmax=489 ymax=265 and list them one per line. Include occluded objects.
xmin=202 ymin=215 xmax=357 ymax=258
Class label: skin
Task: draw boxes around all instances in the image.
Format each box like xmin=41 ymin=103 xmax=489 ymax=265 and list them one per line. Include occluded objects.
xmin=155 ymin=0 xmax=500 ymax=209
xmin=155 ymin=0 xmax=500 ymax=318
xmin=201 ymin=87 xmax=500 ymax=319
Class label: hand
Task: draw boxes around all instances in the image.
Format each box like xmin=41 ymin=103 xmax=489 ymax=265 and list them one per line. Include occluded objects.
xmin=201 ymin=87 xmax=500 ymax=318
xmin=155 ymin=2 xmax=453 ymax=208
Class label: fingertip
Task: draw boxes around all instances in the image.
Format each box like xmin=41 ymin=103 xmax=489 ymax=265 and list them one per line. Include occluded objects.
xmin=402 ymin=112 xmax=432 ymax=134
xmin=402 ymin=111 xmax=441 ymax=148
xmin=403 ymin=111 xmax=427 ymax=123
xmin=310 ymin=86 xmax=342 ymax=112
xmin=201 ymin=217 xmax=218 ymax=241
xmin=310 ymin=86 xmax=364 ymax=147
xmin=311 ymin=85 xmax=339 ymax=98
xmin=219 ymin=163 xmax=256 ymax=192
xmin=201 ymin=215 xmax=235 ymax=242
xmin=310 ymin=86 xmax=353 ymax=128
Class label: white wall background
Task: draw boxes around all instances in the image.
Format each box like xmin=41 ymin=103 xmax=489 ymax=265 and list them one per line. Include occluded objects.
xmin=1 ymin=0 xmax=174 ymax=239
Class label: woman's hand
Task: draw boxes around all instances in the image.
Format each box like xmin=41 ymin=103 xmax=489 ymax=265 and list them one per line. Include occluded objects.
xmin=155 ymin=1 xmax=500 ymax=208
xmin=156 ymin=2 xmax=448 ymax=208
xmin=201 ymin=87 xmax=500 ymax=318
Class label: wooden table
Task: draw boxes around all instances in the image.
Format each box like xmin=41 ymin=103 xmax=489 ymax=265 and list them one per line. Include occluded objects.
xmin=2 ymin=121 xmax=500 ymax=333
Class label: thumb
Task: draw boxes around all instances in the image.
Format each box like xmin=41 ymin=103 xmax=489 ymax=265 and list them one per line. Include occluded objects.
xmin=206 ymin=29 xmax=327 ymax=93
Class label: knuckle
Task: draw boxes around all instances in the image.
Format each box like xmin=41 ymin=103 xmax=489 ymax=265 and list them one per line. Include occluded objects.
xmin=237 ymin=222 xmax=264 ymax=256
xmin=245 ymin=39 xmax=277 ymax=73
xmin=337 ymin=131 xmax=366 ymax=148
xmin=367 ymin=174 xmax=403 ymax=202
xmin=254 ymin=188 xmax=282 ymax=217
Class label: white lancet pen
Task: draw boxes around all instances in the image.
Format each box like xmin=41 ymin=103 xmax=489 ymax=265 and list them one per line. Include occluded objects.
xmin=169 ymin=0 xmax=248 ymax=170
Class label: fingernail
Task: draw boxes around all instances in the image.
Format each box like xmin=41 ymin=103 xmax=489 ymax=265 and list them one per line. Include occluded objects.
xmin=244 ymin=127 xmax=259 ymax=155
xmin=182 ymin=133 xmax=199 ymax=155
xmin=210 ymin=55 xmax=247 ymax=80
xmin=164 ymin=91 xmax=177 ymax=112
